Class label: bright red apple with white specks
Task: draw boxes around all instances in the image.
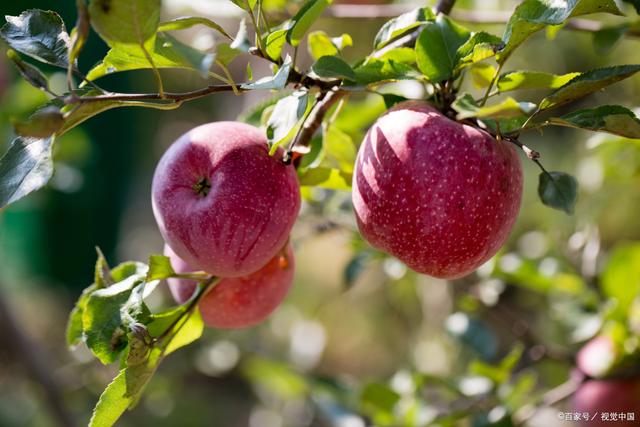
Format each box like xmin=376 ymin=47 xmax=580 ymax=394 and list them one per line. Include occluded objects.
xmin=152 ymin=122 xmax=300 ymax=277
xmin=572 ymin=377 xmax=640 ymax=426
xmin=352 ymin=101 xmax=523 ymax=279
xmin=164 ymin=243 xmax=295 ymax=329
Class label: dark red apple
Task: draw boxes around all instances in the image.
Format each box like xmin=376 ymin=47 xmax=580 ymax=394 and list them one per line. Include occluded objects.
xmin=164 ymin=243 xmax=295 ymax=329
xmin=152 ymin=122 xmax=300 ymax=277
xmin=572 ymin=378 xmax=640 ymax=426
xmin=577 ymin=335 xmax=618 ymax=379
xmin=352 ymin=101 xmax=523 ymax=279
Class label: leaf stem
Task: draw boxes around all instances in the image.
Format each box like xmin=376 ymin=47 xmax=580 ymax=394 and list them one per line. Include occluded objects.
xmin=140 ymin=43 xmax=165 ymax=98
xmin=480 ymin=62 xmax=502 ymax=106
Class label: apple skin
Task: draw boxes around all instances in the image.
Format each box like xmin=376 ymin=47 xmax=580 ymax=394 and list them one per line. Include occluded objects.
xmin=572 ymin=378 xmax=640 ymax=426
xmin=152 ymin=122 xmax=300 ymax=277
xmin=352 ymin=101 xmax=523 ymax=279
xmin=577 ymin=336 xmax=618 ymax=379
xmin=164 ymin=243 xmax=295 ymax=329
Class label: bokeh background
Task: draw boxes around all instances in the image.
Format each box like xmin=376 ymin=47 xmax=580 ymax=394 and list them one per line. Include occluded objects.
xmin=1 ymin=0 xmax=639 ymax=426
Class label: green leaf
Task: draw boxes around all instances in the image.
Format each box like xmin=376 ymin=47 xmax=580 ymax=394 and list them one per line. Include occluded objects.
xmin=5 ymin=50 xmax=50 ymax=93
xmin=89 ymin=0 xmax=160 ymax=46
xmin=469 ymin=63 xmax=497 ymax=88
xmin=266 ymin=91 xmax=308 ymax=146
xmin=146 ymin=254 xmax=176 ymax=281
xmin=82 ymin=274 xmax=145 ymax=364
xmin=13 ymin=106 xmax=64 ymax=138
xmin=455 ymin=31 xmax=503 ymax=69
xmin=298 ymin=167 xmax=351 ymax=190
xmin=353 ymin=58 xmax=421 ymax=86
xmin=374 ymin=7 xmax=435 ymax=49
xmin=162 ymin=310 xmax=204 ymax=355
xmin=59 ymin=93 xmax=179 ymax=137
xmin=376 ymin=47 xmax=416 ymax=64
xmin=1 ymin=9 xmax=70 ymax=67
xmin=229 ymin=0 xmax=258 ymax=12
xmin=0 ymin=136 xmax=54 ymax=209
xmin=499 ymin=0 xmax=622 ymax=64
xmin=601 ymin=243 xmax=640 ymax=317
xmin=308 ymin=31 xmax=342 ymax=60
xmin=158 ymin=16 xmax=231 ymax=40
xmin=265 ymin=28 xmax=289 ymax=61
xmin=89 ymin=370 xmax=131 ymax=427
xmin=216 ymin=43 xmax=242 ymax=66
xmin=537 ymin=171 xmax=578 ymax=214
xmin=66 ymin=284 xmax=97 ymax=347
xmin=86 ymin=33 xmax=215 ymax=80
xmin=497 ymin=70 xmax=580 ymax=92
xmin=547 ymin=105 xmax=640 ymax=138
xmin=323 ymin=126 xmax=356 ymax=172
xmin=452 ymin=93 xmax=536 ymax=120
xmin=415 ymin=14 xmax=471 ymax=83
xmin=622 ymin=0 xmax=640 ymax=13
xmin=539 ymin=65 xmax=640 ymax=111
xmin=311 ymin=55 xmax=356 ymax=81
xmin=593 ymin=25 xmax=628 ymax=55
xmin=286 ymin=0 xmax=332 ymax=47
xmin=360 ymin=383 xmax=400 ymax=420
xmin=241 ymin=55 xmax=292 ymax=89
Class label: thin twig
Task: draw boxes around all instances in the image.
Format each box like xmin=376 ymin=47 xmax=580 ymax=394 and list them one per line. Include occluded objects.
xmin=505 ymin=136 xmax=541 ymax=160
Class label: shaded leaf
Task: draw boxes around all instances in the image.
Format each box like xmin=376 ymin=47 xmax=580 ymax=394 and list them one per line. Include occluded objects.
xmin=69 ymin=0 xmax=90 ymax=66
xmin=13 ymin=106 xmax=64 ymax=138
xmin=323 ymin=126 xmax=356 ymax=172
xmin=538 ymin=171 xmax=578 ymax=214
xmin=343 ymin=252 xmax=370 ymax=290
xmin=1 ymin=9 xmax=69 ymax=67
xmin=593 ymin=24 xmax=628 ymax=55
xmin=374 ymin=7 xmax=434 ymax=49
xmin=311 ymin=55 xmax=355 ymax=81
xmin=497 ymin=70 xmax=580 ymax=92
xmin=539 ymin=65 xmax=640 ymax=111
xmin=66 ymin=284 xmax=97 ymax=347
xmin=286 ymin=0 xmax=331 ymax=47
xmin=0 ymin=136 xmax=54 ymax=209
xmin=158 ymin=16 xmax=231 ymax=40
xmin=455 ymin=31 xmax=503 ymax=69
xmin=6 ymin=50 xmax=50 ymax=93
xmin=415 ymin=15 xmax=471 ymax=83
xmin=547 ymin=105 xmax=640 ymax=138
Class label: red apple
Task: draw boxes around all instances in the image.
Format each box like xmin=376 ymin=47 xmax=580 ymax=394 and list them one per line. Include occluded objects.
xmin=577 ymin=335 xmax=618 ymax=379
xmin=352 ymin=101 xmax=523 ymax=279
xmin=164 ymin=243 xmax=295 ymax=329
xmin=152 ymin=122 xmax=300 ymax=277
xmin=572 ymin=378 xmax=640 ymax=426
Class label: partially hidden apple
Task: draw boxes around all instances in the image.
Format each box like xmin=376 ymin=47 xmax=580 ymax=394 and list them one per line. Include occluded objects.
xmin=572 ymin=377 xmax=640 ymax=426
xmin=164 ymin=243 xmax=295 ymax=329
xmin=352 ymin=101 xmax=523 ymax=279
xmin=152 ymin=122 xmax=300 ymax=277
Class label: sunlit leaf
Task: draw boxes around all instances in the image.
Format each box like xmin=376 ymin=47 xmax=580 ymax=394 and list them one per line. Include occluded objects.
xmin=497 ymin=70 xmax=580 ymax=92
xmin=415 ymin=15 xmax=471 ymax=82
xmin=374 ymin=7 xmax=434 ymax=49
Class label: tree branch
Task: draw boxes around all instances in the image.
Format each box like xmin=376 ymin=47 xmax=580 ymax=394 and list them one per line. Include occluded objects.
xmin=435 ymin=0 xmax=457 ymax=14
